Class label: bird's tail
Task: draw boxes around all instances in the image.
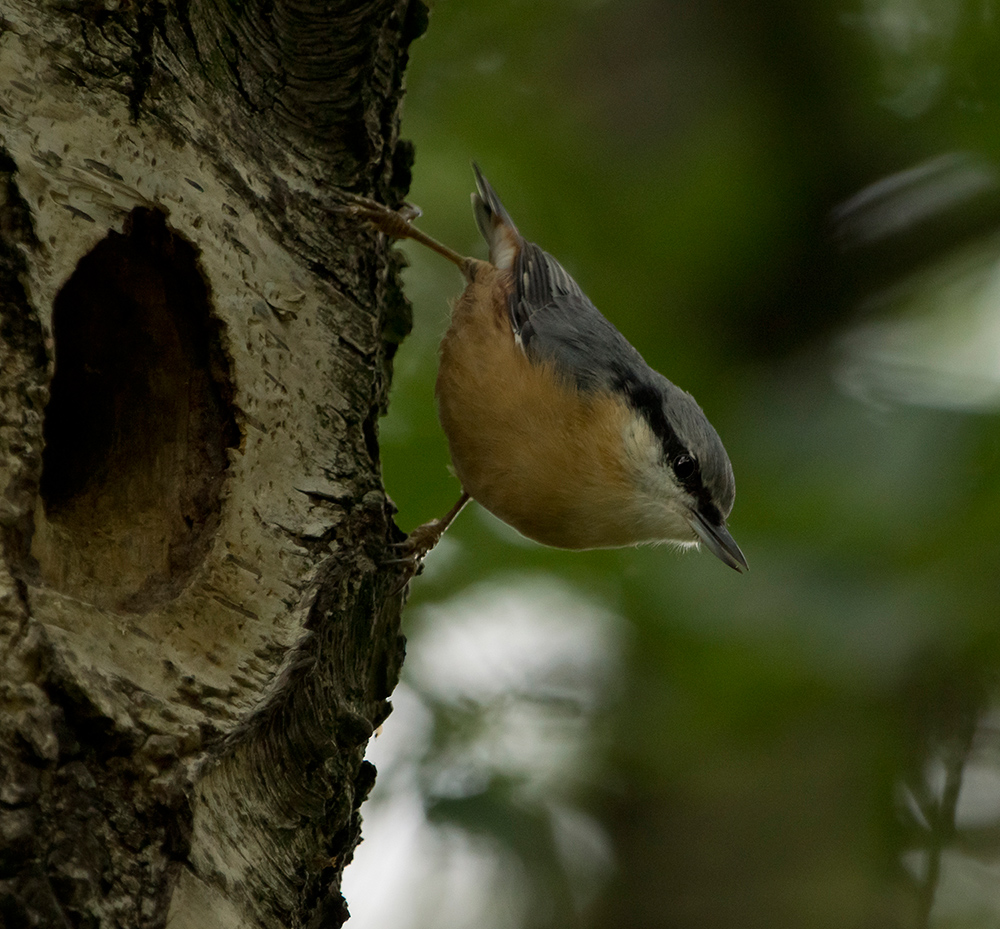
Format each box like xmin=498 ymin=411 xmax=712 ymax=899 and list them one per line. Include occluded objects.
xmin=471 ymin=163 xmax=521 ymax=272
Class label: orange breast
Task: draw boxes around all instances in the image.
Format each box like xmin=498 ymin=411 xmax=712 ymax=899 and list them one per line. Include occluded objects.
xmin=435 ymin=265 xmax=643 ymax=549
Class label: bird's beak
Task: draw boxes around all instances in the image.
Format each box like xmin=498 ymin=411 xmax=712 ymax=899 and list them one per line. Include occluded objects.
xmin=688 ymin=510 xmax=748 ymax=573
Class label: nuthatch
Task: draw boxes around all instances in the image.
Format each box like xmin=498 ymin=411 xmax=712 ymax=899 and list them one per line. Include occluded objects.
xmin=350 ymin=165 xmax=747 ymax=572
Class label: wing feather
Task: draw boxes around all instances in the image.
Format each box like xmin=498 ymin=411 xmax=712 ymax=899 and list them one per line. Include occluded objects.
xmin=511 ymin=242 xmax=648 ymax=393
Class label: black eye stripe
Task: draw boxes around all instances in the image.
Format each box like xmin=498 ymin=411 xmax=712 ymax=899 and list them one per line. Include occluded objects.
xmin=613 ymin=376 xmax=685 ymax=458
xmin=614 ymin=373 xmax=722 ymax=526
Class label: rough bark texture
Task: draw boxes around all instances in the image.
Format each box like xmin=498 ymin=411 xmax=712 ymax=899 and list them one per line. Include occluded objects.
xmin=0 ymin=0 xmax=425 ymax=925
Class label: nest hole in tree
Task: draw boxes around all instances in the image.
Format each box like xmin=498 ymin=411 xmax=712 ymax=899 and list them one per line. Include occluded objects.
xmin=31 ymin=208 xmax=239 ymax=612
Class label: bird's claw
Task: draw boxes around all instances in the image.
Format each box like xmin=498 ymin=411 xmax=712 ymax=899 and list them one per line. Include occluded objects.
xmin=386 ymin=518 xmax=448 ymax=567
xmin=384 ymin=521 xmax=450 ymax=595
xmin=341 ymin=196 xmax=422 ymax=238
xmin=383 ymin=494 xmax=470 ymax=593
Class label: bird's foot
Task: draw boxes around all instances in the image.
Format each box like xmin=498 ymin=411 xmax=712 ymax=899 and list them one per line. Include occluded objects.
xmin=340 ymin=195 xmax=471 ymax=270
xmin=341 ymin=195 xmax=423 ymax=239
xmin=383 ymin=492 xmax=472 ymax=585
xmin=384 ymin=517 xmax=451 ymax=567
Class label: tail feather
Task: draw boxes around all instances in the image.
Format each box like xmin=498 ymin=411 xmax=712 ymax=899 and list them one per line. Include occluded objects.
xmin=471 ymin=162 xmax=521 ymax=271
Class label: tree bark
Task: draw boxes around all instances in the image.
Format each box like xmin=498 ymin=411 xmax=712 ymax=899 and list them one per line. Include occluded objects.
xmin=0 ymin=0 xmax=424 ymax=925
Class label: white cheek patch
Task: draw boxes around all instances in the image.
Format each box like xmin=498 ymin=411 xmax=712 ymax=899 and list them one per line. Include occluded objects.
xmin=621 ymin=415 xmax=662 ymax=474
xmin=619 ymin=413 xmax=689 ymax=508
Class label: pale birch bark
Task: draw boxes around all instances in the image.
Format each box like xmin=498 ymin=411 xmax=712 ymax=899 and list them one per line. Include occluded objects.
xmin=0 ymin=0 xmax=424 ymax=924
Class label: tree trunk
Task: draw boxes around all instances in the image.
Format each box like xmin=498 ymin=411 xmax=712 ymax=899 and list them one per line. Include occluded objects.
xmin=0 ymin=0 xmax=424 ymax=925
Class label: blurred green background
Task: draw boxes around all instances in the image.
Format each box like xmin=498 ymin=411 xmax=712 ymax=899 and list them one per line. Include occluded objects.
xmin=345 ymin=2 xmax=1000 ymax=927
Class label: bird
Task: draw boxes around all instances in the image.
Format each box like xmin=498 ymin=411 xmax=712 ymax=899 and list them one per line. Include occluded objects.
xmin=346 ymin=164 xmax=747 ymax=572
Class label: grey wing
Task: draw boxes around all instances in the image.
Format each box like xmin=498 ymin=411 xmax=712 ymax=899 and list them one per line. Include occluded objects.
xmin=511 ymin=241 xmax=648 ymax=393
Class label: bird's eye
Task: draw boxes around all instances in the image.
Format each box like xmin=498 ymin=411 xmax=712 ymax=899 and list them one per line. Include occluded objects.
xmin=673 ymin=454 xmax=697 ymax=481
